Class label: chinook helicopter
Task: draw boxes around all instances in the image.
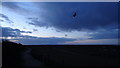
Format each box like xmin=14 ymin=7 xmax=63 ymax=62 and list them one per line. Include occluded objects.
xmin=73 ymin=12 xmax=76 ymax=17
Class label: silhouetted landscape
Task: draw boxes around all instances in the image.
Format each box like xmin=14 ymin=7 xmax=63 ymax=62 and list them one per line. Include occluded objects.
xmin=2 ymin=40 xmax=120 ymax=68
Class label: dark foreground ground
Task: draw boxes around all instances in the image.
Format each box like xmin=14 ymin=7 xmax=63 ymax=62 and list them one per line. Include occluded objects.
xmin=2 ymin=41 xmax=120 ymax=68
xmin=30 ymin=45 xmax=120 ymax=68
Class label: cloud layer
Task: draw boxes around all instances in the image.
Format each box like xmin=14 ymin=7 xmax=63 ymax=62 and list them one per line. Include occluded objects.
xmin=1 ymin=27 xmax=76 ymax=45
xmin=0 ymin=14 xmax=13 ymax=23
xmin=26 ymin=2 xmax=118 ymax=32
xmin=1 ymin=27 xmax=118 ymax=45
xmin=3 ymin=2 xmax=118 ymax=32
xmin=2 ymin=27 xmax=32 ymax=37
xmin=88 ymin=29 xmax=118 ymax=39
xmin=17 ymin=36 xmax=75 ymax=45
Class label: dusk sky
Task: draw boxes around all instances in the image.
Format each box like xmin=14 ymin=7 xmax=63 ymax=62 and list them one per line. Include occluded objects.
xmin=0 ymin=2 xmax=119 ymax=45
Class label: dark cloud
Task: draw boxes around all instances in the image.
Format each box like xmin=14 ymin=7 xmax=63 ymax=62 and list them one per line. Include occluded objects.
xmin=65 ymin=34 xmax=68 ymax=37
xmin=56 ymin=30 xmax=61 ymax=32
xmin=0 ymin=14 xmax=13 ymax=23
xmin=2 ymin=27 xmax=32 ymax=37
xmin=21 ymin=31 xmax=32 ymax=33
xmin=1 ymin=27 xmax=75 ymax=45
xmin=27 ymin=17 xmax=50 ymax=27
xmin=88 ymin=29 xmax=118 ymax=39
xmin=2 ymin=2 xmax=20 ymax=10
xmin=3 ymin=2 xmax=117 ymax=32
xmin=27 ymin=2 xmax=118 ymax=32
xmin=23 ymin=27 xmax=26 ymax=29
xmin=16 ymin=36 xmax=76 ymax=45
xmin=2 ymin=2 xmax=29 ymax=15
xmin=33 ymin=29 xmax=38 ymax=31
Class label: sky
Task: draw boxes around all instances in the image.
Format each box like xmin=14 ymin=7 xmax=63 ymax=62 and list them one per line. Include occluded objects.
xmin=0 ymin=2 xmax=119 ymax=45
xmin=2 ymin=0 xmax=120 ymax=2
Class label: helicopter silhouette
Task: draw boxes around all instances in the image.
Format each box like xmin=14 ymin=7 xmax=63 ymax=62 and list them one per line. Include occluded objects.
xmin=73 ymin=12 xmax=76 ymax=17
